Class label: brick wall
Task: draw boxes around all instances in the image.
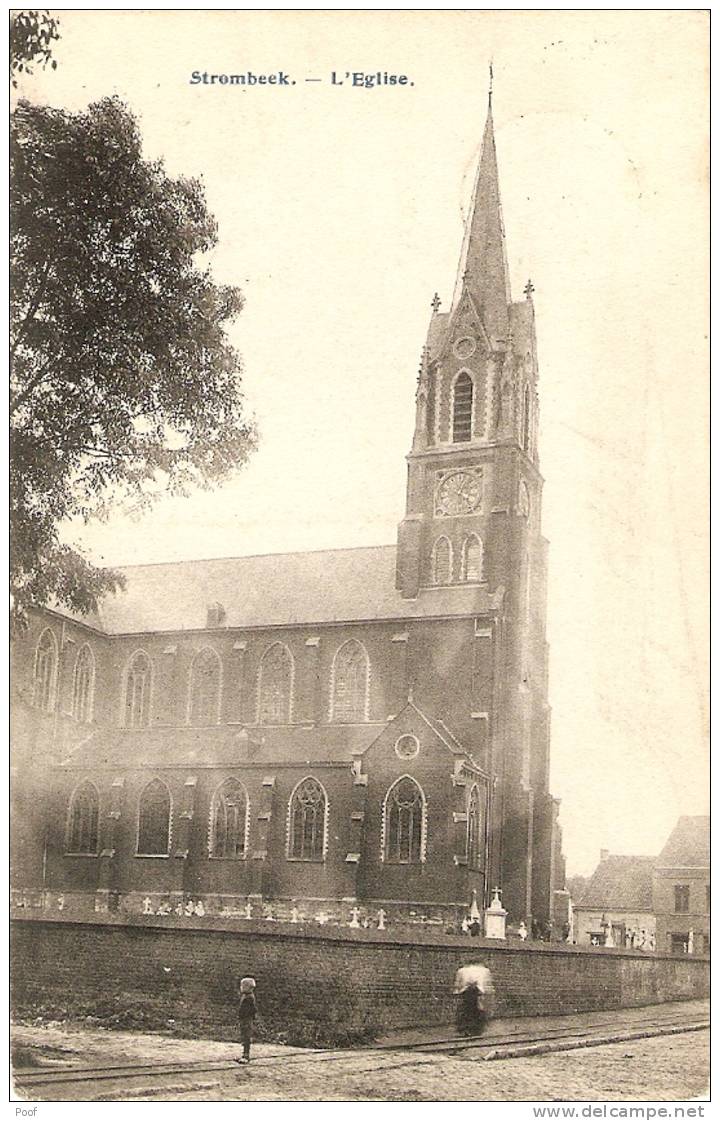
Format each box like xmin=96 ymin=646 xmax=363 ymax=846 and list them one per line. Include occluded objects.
xmin=11 ymin=914 xmax=709 ymax=1047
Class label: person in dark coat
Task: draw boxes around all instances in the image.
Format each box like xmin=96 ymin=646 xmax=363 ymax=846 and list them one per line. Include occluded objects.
xmin=453 ymin=963 xmax=495 ymax=1037
xmin=236 ymin=976 xmax=257 ymax=1063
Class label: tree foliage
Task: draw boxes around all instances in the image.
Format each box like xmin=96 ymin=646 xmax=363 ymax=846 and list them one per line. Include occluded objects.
xmin=10 ymin=10 xmax=60 ymax=85
xmin=10 ymin=97 xmax=256 ymax=628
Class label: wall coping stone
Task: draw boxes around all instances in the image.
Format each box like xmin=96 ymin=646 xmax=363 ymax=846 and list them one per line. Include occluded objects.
xmin=10 ymin=913 xmax=711 ymax=964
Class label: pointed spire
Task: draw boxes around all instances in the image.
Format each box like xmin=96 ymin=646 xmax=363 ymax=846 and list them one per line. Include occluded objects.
xmin=450 ymin=92 xmax=511 ymax=347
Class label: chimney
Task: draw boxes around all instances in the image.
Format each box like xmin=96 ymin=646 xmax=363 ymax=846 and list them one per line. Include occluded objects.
xmin=600 ymin=849 xmax=609 ymax=862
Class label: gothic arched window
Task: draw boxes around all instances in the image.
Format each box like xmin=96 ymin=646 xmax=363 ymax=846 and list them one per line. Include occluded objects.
xmin=452 ymin=372 xmax=474 ymax=442
xmin=287 ymin=777 xmax=327 ymax=861
xmin=72 ymin=645 xmax=94 ymax=723
xmin=34 ymin=628 xmax=58 ymax=712
xmin=467 ymin=784 xmax=485 ymax=870
xmin=331 ymin=640 xmax=369 ymax=723
xmin=210 ymin=778 xmax=248 ymax=859
xmin=258 ymin=643 xmax=293 ymax=725
xmin=462 ymin=535 xmax=483 ymax=582
xmin=189 ymin=647 xmax=221 ymax=725
xmin=66 ymin=781 xmax=99 ymax=855
xmin=522 ymin=384 xmax=531 ymax=452
xmin=432 ymin=537 xmax=452 ymax=584
xmin=383 ymin=776 xmax=425 ymax=864
xmin=124 ymin=651 xmax=151 ymax=728
xmin=137 ymin=779 xmax=171 ymax=856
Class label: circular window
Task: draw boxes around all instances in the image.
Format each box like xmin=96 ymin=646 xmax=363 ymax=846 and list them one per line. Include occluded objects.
xmin=395 ymin=734 xmax=420 ymax=760
xmin=453 ymin=336 xmax=477 ymax=360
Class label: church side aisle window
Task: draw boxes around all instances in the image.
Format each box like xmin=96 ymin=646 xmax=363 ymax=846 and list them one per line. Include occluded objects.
xmin=467 ymin=784 xmax=485 ymax=870
xmin=384 ymin=776 xmax=426 ymax=864
xmin=72 ymin=644 xmax=94 ymax=723
xmin=258 ymin=642 xmax=293 ymax=724
xmin=125 ymin=651 xmax=151 ymax=728
xmin=189 ymin=647 xmax=221 ymax=725
xmin=462 ymin=536 xmax=483 ymax=582
xmin=66 ymin=781 xmax=99 ymax=855
xmin=33 ymin=628 xmax=58 ymax=712
xmin=331 ymin=640 xmax=369 ymax=723
xmin=209 ymin=778 xmax=248 ymax=859
xmin=287 ymin=777 xmax=327 ymax=861
xmin=137 ymin=779 xmax=171 ymax=856
xmin=432 ymin=537 xmax=452 ymax=584
xmin=452 ymin=372 xmax=474 ymax=442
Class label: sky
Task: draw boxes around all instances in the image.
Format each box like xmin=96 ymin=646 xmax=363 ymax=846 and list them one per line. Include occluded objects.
xmin=17 ymin=11 xmax=709 ymax=876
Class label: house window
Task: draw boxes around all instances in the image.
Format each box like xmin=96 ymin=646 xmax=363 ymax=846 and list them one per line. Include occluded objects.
xmin=669 ymin=932 xmax=688 ymax=954
xmin=452 ymin=373 xmax=473 ymax=442
xmin=72 ymin=645 xmax=94 ymax=723
xmin=384 ymin=776 xmax=425 ymax=864
xmin=462 ymin=536 xmax=483 ymax=582
xmin=34 ymin=628 xmax=58 ymax=712
xmin=331 ymin=640 xmax=369 ymax=723
xmin=66 ymin=782 xmax=99 ymax=855
xmin=137 ymin=779 xmax=171 ymax=856
xmin=210 ymin=779 xmax=248 ymax=859
xmin=467 ymin=784 xmax=485 ymax=870
xmin=287 ymin=777 xmax=327 ymax=861
xmin=432 ymin=537 xmax=452 ymax=584
xmin=125 ymin=652 xmax=151 ymax=728
xmin=258 ymin=643 xmax=293 ymax=724
xmin=189 ymin=647 xmax=221 ymax=725
xmin=674 ymin=885 xmax=690 ymax=913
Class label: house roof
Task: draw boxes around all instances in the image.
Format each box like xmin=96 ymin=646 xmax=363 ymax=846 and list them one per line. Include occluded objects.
xmin=656 ymin=816 xmax=710 ymax=868
xmin=575 ymin=855 xmax=655 ymax=911
xmin=63 ymin=545 xmax=503 ymax=636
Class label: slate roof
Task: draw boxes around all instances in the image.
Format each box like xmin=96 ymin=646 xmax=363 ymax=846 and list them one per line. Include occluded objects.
xmin=575 ymin=855 xmax=655 ymax=911
xmin=60 ymin=545 xmax=503 ymax=636
xmin=656 ymin=816 xmax=710 ymax=869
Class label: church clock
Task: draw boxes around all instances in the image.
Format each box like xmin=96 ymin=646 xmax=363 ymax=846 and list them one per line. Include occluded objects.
xmin=434 ymin=470 xmax=483 ymax=517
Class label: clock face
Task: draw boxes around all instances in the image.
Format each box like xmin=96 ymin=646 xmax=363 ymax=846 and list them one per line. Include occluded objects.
xmin=435 ymin=471 xmax=483 ymax=517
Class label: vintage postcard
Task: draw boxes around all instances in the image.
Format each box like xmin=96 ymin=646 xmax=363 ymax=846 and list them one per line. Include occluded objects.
xmin=10 ymin=9 xmax=709 ymax=1106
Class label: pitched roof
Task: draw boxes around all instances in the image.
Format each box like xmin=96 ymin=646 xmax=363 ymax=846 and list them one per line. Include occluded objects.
xmin=575 ymin=855 xmax=655 ymax=911
xmin=68 ymin=545 xmax=502 ymax=635
xmin=656 ymin=816 xmax=710 ymax=868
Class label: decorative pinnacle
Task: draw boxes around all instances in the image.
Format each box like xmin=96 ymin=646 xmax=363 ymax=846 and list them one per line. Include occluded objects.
xmin=524 ymin=278 xmax=535 ymax=299
xmin=430 ymin=292 xmax=441 ymax=312
xmin=462 ymin=267 xmax=472 ymax=282
xmin=488 ymin=61 xmax=493 ymax=108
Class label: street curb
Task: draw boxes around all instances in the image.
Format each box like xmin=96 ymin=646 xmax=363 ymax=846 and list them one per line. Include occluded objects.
xmin=481 ymin=1021 xmax=710 ymax=1061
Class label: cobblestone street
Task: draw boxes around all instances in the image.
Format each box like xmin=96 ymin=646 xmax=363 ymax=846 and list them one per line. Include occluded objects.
xmin=13 ymin=1004 xmax=709 ymax=1102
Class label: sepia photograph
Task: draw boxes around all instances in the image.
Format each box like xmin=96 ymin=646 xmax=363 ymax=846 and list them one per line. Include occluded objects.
xmin=9 ymin=9 xmax=709 ymax=1106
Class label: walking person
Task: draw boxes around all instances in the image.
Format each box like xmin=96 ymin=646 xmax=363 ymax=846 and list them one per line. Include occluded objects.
xmin=453 ymin=962 xmax=495 ymax=1037
xmin=236 ymin=976 xmax=257 ymax=1064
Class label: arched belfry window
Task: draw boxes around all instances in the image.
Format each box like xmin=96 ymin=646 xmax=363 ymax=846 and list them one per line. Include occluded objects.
xmin=287 ymin=777 xmax=327 ymax=861
xmin=452 ymin=372 xmax=474 ymax=442
xmin=72 ymin=645 xmax=94 ymax=723
xmin=189 ymin=647 xmax=221 ymax=725
xmin=462 ymin=536 xmax=483 ymax=582
xmin=258 ymin=643 xmax=293 ymax=725
xmin=210 ymin=778 xmax=248 ymax=859
xmin=432 ymin=537 xmax=452 ymax=585
xmin=467 ymin=783 xmax=485 ymax=871
xmin=383 ymin=776 xmax=426 ymax=864
xmin=331 ymin=640 xmax=369 ymax=723
xmin=124 ymin=651 xmax=151 ymax=728
xmin=34 ymin=628 xmax=58 ymax=712
xmin=522 ymin=384 xmax=531 ymax=453
xmin=66 ymin=781 xmax=99 ymax=855
xmin=137 ymin=779 xmax=171 ymax=856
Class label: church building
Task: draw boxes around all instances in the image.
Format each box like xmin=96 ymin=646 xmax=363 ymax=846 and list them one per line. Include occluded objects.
xmin=11 ymin=99 xmax=565 ymax=930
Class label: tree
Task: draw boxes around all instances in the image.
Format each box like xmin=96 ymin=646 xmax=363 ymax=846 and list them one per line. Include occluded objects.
xmin=10 ymin=97 xmax=257 ymax=628
xmin=10 ymin=10 xmax=60 ymax=85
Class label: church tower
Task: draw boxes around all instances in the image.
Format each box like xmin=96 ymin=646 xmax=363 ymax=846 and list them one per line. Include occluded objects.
xmin=396 ymin=93 xmax=561 ymax=925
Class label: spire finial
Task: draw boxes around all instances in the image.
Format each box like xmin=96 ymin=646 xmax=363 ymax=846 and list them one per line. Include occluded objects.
xmin=524 ymin=278 xmax=535 ymax=299
xmin=488 ymin=61 xmax=493 ymax=109
xmin=431 ymin=292 xmax=441 ymax=313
